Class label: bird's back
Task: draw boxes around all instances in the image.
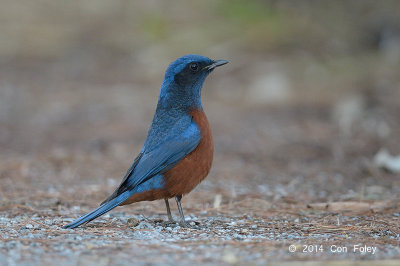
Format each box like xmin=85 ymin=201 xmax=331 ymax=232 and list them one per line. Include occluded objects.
xmin=143 ymin=106 xmax=192 ymax=150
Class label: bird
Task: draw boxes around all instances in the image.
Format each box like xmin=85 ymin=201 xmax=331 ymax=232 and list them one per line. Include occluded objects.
xmin=63 ymin=54 xmax=228 ymax=229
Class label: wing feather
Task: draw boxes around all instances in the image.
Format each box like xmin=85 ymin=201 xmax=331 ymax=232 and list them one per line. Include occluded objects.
xmin=101 ymin=117 xmax=201 ymax=204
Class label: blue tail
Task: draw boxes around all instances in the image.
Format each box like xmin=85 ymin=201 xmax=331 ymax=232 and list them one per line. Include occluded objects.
xmin=63 ymin=191 xmax=131 ymax=229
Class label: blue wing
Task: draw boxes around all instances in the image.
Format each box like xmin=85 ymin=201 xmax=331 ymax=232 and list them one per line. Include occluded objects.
xmin=63 ymin=115 xmax=201 ymax=229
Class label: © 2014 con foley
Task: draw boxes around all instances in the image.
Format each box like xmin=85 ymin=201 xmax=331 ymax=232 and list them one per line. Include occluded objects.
xmin=289 ymin=244 xmax=377 ymax=255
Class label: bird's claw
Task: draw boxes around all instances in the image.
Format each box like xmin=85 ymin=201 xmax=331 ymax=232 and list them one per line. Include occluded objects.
xmin=179 ymin=220 xmax=190 ymax=228
xmin=179 ymin=220 xmax=200 ymax=229
xmin=158 ymin=220 xmax=177 ymax=227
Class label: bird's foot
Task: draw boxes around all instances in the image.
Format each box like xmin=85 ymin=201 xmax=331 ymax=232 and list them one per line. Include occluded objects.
xmin=179 ymin=220 xmax=200 ymax=229
xmin=179 ymin=220 xmax=190 ymax=228
xmin=157 ymin=219 xmax=179 ymax=228
xmin=156 ymin=219 xmax=200 ymax=229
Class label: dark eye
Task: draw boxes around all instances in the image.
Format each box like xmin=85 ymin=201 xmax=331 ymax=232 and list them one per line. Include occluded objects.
xmin=190 ymin=63 xmax=199 ymax=72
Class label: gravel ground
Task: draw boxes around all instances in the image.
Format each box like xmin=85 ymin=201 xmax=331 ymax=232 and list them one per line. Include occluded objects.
xmin=1 ymin=198 xmax=400 ymax=265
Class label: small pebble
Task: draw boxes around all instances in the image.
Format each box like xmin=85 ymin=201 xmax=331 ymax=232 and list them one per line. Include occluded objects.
xmin=127 ymin=218 xmax=139 ymax=227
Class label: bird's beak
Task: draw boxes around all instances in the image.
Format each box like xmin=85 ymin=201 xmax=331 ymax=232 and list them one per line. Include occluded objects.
xmin=203 ymin=59 xmax=229 ymax=71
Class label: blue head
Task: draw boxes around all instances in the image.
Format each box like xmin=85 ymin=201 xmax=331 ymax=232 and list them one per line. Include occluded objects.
xmin=158 ymin=54 xmax=228 ymax=110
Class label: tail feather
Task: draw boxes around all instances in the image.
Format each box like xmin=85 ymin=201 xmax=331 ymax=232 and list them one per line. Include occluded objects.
xmin=63 ymin=191 xmax=131 ymax=229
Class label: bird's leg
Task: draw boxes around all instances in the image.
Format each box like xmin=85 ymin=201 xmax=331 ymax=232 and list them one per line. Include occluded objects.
xmin=164 ymin=198 xmax=175 ymax=222
xmin=175 ymin=195 xmax=189 ymax=227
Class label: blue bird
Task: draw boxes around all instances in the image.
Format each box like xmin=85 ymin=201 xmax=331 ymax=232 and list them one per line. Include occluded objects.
xmin=63 ymin=54 xmax=228 ymax=228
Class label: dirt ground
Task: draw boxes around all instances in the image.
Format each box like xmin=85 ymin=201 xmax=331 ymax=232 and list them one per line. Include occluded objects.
xmin=1 ymin=53 xmax=400 ymax=265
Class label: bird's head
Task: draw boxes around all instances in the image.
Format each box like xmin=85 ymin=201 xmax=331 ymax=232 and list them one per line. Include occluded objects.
xmin=159 ymin=54 xmax=228 ymax=110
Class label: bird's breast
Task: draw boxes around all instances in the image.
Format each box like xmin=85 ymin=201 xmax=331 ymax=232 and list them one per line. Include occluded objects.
xmin=163 ymin=108 xmax=214 ymax=196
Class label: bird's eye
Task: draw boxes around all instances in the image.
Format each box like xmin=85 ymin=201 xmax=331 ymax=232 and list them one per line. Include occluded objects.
xmin=190 ymin=63 xmax=199 ymax=72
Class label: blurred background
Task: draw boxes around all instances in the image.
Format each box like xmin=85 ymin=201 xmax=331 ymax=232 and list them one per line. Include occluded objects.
xmin=1 ymin=0 xmax=400 ymax=215
xmin=2 ymin=0 xmax=400 ymax=263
